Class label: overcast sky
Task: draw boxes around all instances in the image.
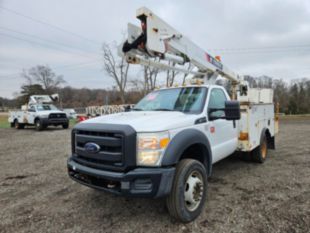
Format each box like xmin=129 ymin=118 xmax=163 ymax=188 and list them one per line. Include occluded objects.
xmin=1 ymin=0 xmax=310 ymax=98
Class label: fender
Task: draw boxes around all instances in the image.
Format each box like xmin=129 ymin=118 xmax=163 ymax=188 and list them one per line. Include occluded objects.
xmin=260 ymin=128 xmax=267 ymax=141
xmin=34 ymin=117 xmax=48 ymax=126
xmin=162 ymin=128 xmax=213 ymax=176
xmin=261 ymin=127 xmax=275 ymax=149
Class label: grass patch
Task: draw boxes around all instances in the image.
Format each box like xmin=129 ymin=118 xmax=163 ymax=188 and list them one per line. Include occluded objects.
xmin=0 ymin=115 xmax=10 ymax=128
xmin=69 ymin=119 xmax=77 ymax=126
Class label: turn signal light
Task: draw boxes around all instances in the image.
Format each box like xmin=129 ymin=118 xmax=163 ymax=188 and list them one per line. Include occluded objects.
xmin=160 ymin=138 xmax=170 ymax=149
xmin=239 ymin=132 xmax=248 ymax=141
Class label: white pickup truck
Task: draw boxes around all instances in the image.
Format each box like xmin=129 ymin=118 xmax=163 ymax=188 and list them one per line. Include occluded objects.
xmin=9 ymin=95 xmax=69 ymax=131
xmin=67 ymin=85 xmax=277 ymax=222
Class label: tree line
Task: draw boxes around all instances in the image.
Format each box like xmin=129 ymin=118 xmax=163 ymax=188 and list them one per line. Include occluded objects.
xmin=1 ymin=73 xmax=309 ymax=115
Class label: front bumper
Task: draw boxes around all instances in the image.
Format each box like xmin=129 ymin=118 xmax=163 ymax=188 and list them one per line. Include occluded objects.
xmin=42 ymin=118 xmax=68 ymax=125
xmin=67 ymin=157 xmax=175 ymax=198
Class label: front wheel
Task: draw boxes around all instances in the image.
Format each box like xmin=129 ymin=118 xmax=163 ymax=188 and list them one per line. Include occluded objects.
xmin=62 ymin=122 xmax=69 ymax=129
xmin=166 ymin=159 xmax=207 ymax=223
xmin=35 ymin=119 xmax=43 ymax=131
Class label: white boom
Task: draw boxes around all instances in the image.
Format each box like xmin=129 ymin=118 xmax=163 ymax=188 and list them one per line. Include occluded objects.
xmin=121 ymin=7 xmax=246 ymax=91
xmin=28 ymin=94 xmax=59 ymax=105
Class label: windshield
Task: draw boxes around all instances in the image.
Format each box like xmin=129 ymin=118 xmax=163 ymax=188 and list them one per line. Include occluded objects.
xmin=36 ymin=104 xmax=58 ymax=111
xmin=134 ymin=87 xmax=207 ymax=113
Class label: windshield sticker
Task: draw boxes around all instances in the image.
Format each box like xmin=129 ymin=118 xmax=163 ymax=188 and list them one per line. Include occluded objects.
xmin=147 ymin=93 xmax=158 ymax=101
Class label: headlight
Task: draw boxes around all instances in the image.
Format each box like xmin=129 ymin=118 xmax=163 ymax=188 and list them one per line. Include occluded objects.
xmin=137 ymin=131 xmax=170 ymax=166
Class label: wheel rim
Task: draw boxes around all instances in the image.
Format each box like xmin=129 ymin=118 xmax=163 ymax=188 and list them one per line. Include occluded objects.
xmin=36 ymin=121 xmax=40 ymax=127
xmin=261 ymin=140 xmax=267 ymax=159
xmin=184 ymin=170 xmax=204 ymax=212
xmin=15 ymin=121 xmax=18 ymax=128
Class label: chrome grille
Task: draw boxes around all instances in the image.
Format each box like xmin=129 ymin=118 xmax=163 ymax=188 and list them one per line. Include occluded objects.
xmin=74 ymin=130 xmax=124 ymax=168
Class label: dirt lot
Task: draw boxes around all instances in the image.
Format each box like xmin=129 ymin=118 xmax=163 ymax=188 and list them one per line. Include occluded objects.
xmin=0 ymin=120 xmax=309 ymax=233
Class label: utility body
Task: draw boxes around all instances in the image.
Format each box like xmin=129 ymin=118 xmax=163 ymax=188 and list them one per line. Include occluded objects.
xmin=9 ymin=95 xmax=69 ymax=130
xmin=67 ymin=7 xmax=278 ymax=222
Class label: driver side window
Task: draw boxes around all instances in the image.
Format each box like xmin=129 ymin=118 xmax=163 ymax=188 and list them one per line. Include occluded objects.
xmin=208 ymin=88 xmax=227 ymax=118
xmin=28 ymin=106 xmax=36 ymax=112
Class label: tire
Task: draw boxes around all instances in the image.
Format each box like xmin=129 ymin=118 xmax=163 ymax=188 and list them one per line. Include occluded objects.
xmin=62 ymin=122 xmax=69 ymax=129
xmin=252 ymin=134 xmax=268 ymax=163
xmin=35 ymin=119 xmax=43 ymax=131
xmin=14 ymin=120 xmax=24 ymax=129
xmin=166 ymin=159 xmax=208 ymax=223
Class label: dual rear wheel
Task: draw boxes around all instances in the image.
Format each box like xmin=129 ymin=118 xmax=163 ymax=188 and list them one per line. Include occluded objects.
xmin=241 ymin=134 xmax=268 ymax=163
xmin=252 ymin=135 xmax=268 ymax=163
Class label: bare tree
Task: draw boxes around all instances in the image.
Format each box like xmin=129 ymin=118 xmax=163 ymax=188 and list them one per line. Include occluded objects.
xmin=182 ymin=63 xmax=193 ymax=85
xmin=166 ymin=61 xmax=178 ymax=87
xmin=102 ymin=43 xmax=129 ymax=103
xmin=22 ymin=65 xmax=65 ymax=94
xmin=143 ymin=65 xmax=159 ymax=93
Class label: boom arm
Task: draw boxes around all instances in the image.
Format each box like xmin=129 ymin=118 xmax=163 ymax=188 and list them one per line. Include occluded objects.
xmin=121 ymin=7 xmax=244 ymax=98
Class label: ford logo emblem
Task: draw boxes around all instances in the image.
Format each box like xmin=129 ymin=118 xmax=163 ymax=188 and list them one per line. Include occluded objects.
xmin=84 ymin=142 xmax=100 ymax=153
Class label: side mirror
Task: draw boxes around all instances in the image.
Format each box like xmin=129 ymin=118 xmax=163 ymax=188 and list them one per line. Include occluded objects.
xmin=224 ymin=100 xmax=240 ymax=120
xmin=125 ymin=105 xmax=132 ymax=112
xmin=208 ymin=100 xmax=240 ymax=121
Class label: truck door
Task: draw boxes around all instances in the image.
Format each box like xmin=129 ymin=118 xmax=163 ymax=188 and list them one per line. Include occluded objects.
xmin=207 ymin=88 xmax=238 ymax=163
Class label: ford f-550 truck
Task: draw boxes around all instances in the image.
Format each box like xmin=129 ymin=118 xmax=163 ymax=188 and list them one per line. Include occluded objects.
xmin=67 ymin=7 xmax=278 ymax=222
xmin=68 ymin=85 xmax=276 ymax=222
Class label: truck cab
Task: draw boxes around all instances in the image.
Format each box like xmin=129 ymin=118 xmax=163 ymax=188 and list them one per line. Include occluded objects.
xmin=67 ymin=85 xmax=242 ymax=222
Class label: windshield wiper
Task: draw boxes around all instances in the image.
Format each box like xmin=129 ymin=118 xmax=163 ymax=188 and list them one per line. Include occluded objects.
xmin=153 ymin=108 xmax=173 ymax=111
xmin=131 ymin=108 xmax=143 ymax=111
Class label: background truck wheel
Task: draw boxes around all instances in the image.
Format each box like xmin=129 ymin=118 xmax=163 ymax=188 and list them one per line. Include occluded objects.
xmin=35 ymin=119 xmax=43 ymax=131
xmin=62 ymin=122 xmax=69 ymax=129
xmin=166 ymin=159 xmax=207 ymax=223
xmin=14 ymin=120 xmax=24 ymax=129
xmin=252 ymin=135 xmax=268 ymax=163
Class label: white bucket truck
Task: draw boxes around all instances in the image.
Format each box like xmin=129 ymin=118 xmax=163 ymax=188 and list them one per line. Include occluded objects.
xmin=67 ymin=7 xmax=278 ymax=222
xmin=9 ymin=94 xmax=69 ymax=130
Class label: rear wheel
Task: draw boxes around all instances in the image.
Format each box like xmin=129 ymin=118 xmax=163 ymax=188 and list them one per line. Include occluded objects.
xmin=252 ymin=135 xmax=268 ymax=163
xmin=14 ymin=120 xmax=24 ymax=129
xmin=166 ymin=159 xmax=207 ymax=223
xmin=35 ymin=119 xmax=43 ymax=131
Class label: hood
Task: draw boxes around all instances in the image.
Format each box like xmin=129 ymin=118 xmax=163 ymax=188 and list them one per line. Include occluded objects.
xmin=81 ymin=111 xmax=198 ymax=132
xmin=37 ymin=110 xmax=65 ymax=116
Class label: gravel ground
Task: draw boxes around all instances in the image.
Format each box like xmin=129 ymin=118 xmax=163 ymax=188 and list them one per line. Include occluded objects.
xmin=0 ymin=119 xmax=309 ymax=233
